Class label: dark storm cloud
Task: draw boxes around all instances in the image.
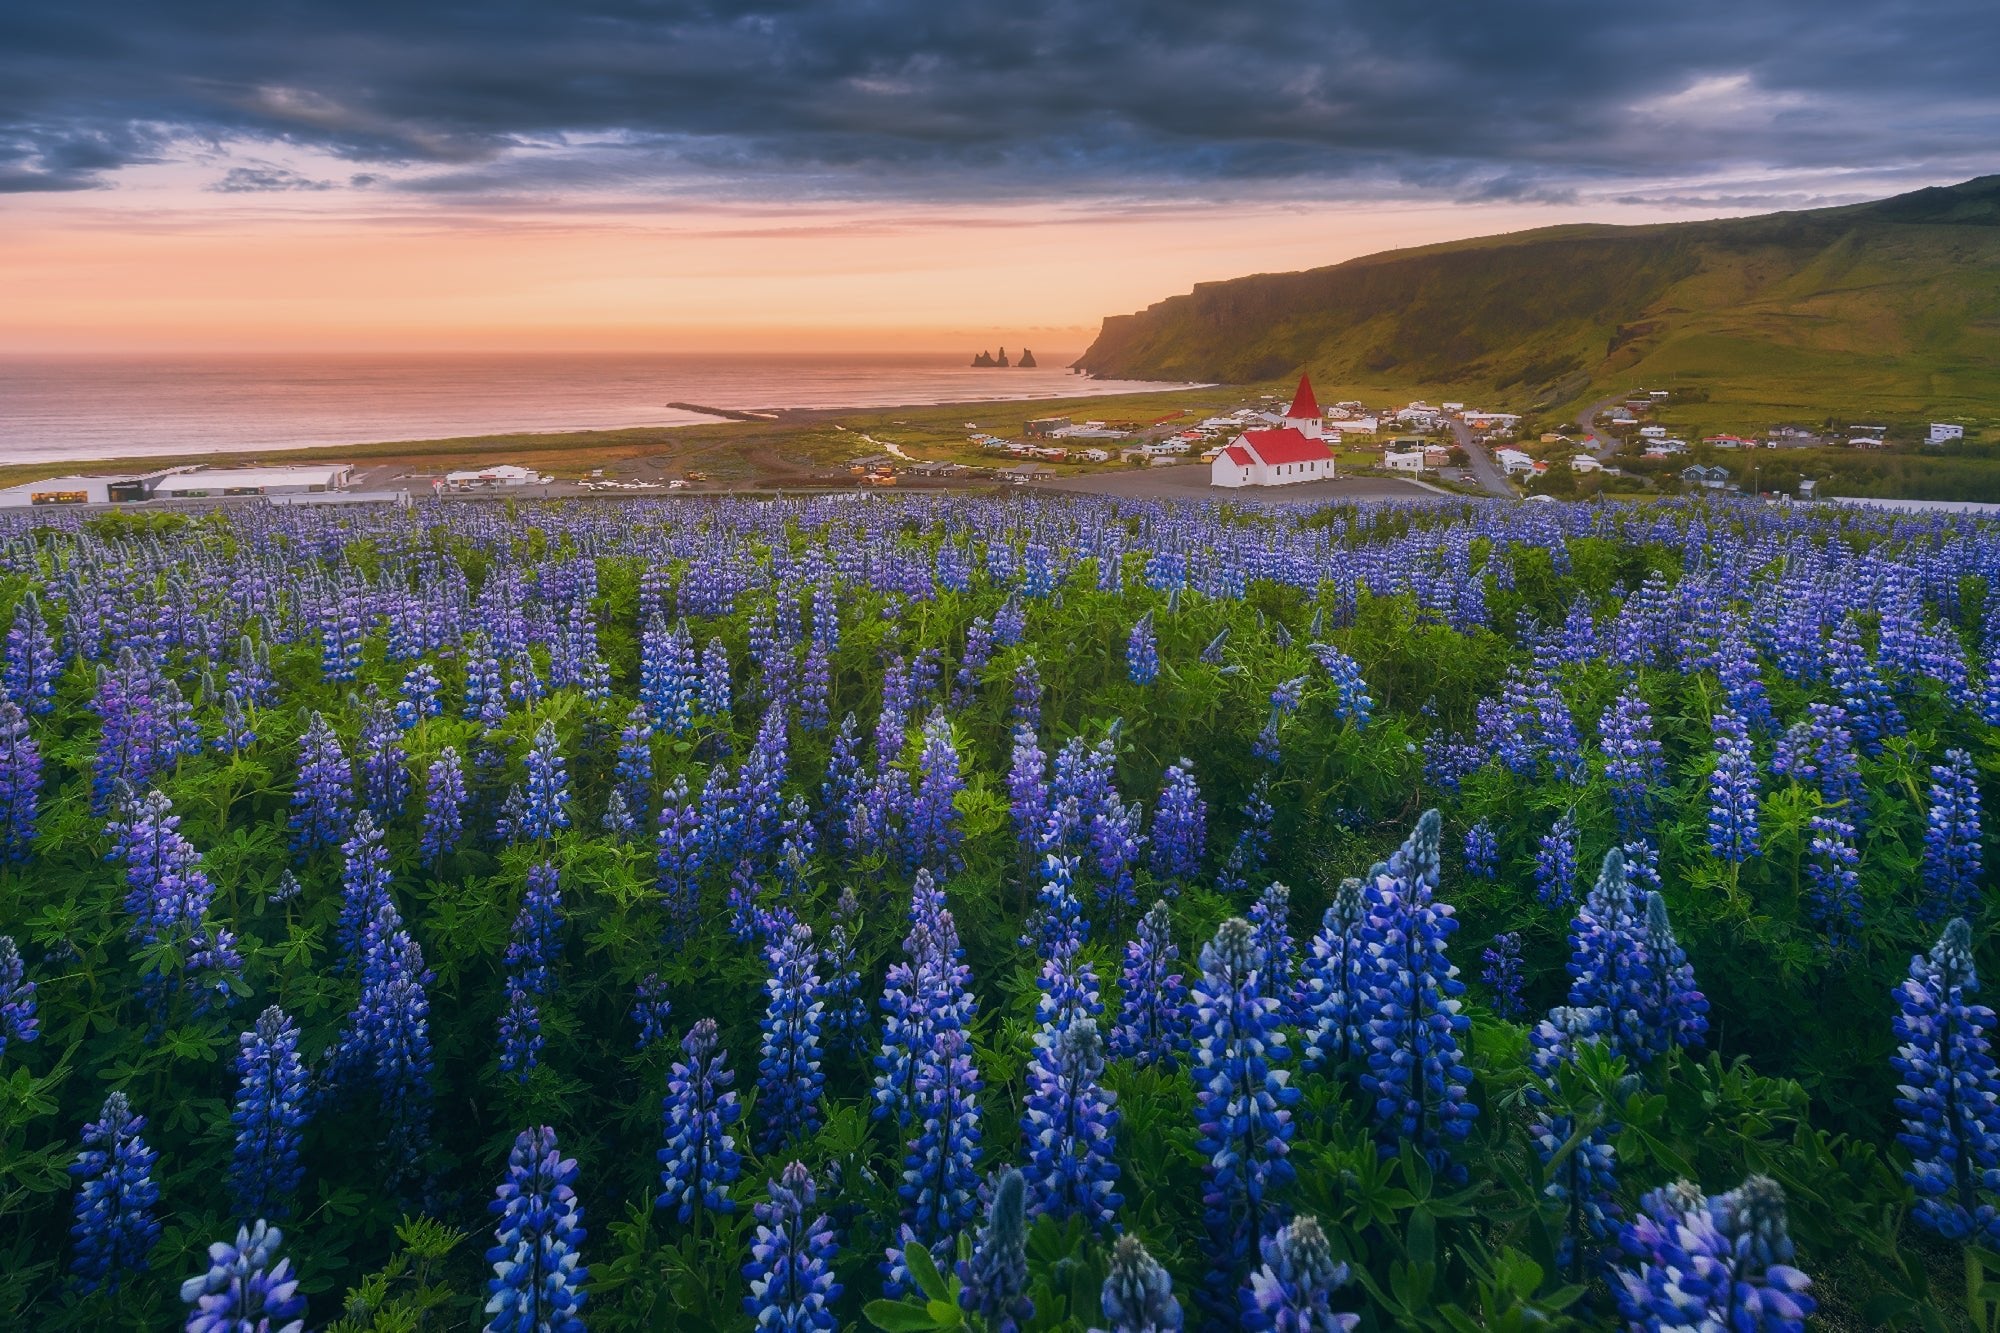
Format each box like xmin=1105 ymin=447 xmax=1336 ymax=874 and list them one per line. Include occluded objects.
xmin=0 ymin=1 xmax=1994 ymax=199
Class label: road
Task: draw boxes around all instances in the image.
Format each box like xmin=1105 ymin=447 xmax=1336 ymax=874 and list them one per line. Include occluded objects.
xmin=1573 ymin=392 xmax=1628 ymax=459
xmin=1445 ymin=417 xmax=1515 ymax=497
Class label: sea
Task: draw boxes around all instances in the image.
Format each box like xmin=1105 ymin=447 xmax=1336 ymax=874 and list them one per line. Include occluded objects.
xmin=0 ymin=352 xmax=1187 ymax=467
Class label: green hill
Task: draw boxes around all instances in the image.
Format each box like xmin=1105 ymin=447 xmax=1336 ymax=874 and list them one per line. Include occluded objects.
xmin=1074 ymin=175 xmax=2000 ymax=427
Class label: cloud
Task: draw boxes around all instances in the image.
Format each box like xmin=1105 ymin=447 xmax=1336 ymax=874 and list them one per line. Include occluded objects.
xmin=0 ymin=2 xmax=1994 ymax=203
xmin=209 ymin=163 xmax=336 ymax=192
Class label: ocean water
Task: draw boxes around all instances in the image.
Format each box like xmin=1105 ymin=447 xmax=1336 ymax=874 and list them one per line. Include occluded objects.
xmin=0 ymin=352 xmax=1185 ymax=466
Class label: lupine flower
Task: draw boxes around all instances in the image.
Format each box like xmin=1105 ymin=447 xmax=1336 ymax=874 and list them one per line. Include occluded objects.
xmin=700 ymin=636 xmax=733 ymax=719
xmin=900 ymin=1023 xmax=984 ymax=1258
xmin=1357 ymin=811 xmax=1476 ymax=1179
xmin=1299 ymin=878 xmax=1367 ymax=1076
xmin=2 ymin=592 xmax=59 ymax=715
xmin=358 ymin=697 xmax=410 ymax=820
xmin=1111 ymin=900 xmax=1191 ymax=1069
xmin=289 ymin=711 xmax=352 ymax=854
xmin=1149 ymin=759 xmax=1207 ymax=884
xmin=485 ymin=1125 xmax=588 ymax=1333
xmin=1128 ymin=612 xmax=1160 ymax=685
xmin=1803 ymin=811 xmax=1863 ymax=951
xmin=1922 ymin=748 xmax=1984 ymax=924
xmin=655 ymin=774 xmax=704 ymax=933
xmin=1892 ymin=917 xmax=2000 ymax=1244
xmin=214 ymin=689 xmax=255 ymax=756
xmin=1565 ymin=848 xmax=1705 ymax=1067
xmin=1643 ymin=891 xmax=1708 ymax=1055
xmin=1218 ymin=777 xmax=1274 ymax=895
xmin=631 ymin=973 xmax=672 ymax=1052
xmin=1090 ymin=795 xmax=1147 ymax=914
xmin=1481 ymin=932 xmax=1527 ymax=1020
xmin=1534 ymin=812 xmax=1578 ymax=909
xmin=1020 ymin=1016 xmax=1120 ymax=1230
xmin=1249 ymin=882 xmax=1298 ymax=1021
xmin=228 ymin=1006 xmax=308 ymax=1223
xmin=613 ymin=704 xmax=654 ymax=820
xmin=907 ymin=710 xmax=966 ymax=875
xmin=820 ymin=888 xmax=870 ymax=1055
xmin=1010 ymin=656 xmax=1042 ymax=728
xmin=744 ymin=1161 xmax=840 ymax=1333
xmin=1599 ymin=688 xmax=1663 ymax=836
xmin=1241 ymin=1214 xmax=1359 ymax=1333
xmin=1614 ymin=1175 xmax=1814 ymax=1333
xmin=498 ymin=862 xmax=565 ymax=1082
xmin=757 ymin=922 xmax=827 ymax=1152
xmin=419 ymin=746 xmax=466 ymax=862
xmin=1527 ymin=1004 xmax=1621 ymax=1279
xmin=180 ymin=1221 xmax=306 ymax=1333
xmin=1828 ymin=613 xmax=1901 ymax=754
xmin=520 ymin=719 xmax=570 ymax=843
xmin=334 ymin=903 xmax=435 ymax=1182
xmin=1463 ymin=820 xmax=1498 ymax=880
xmin=1707 ymin=705 xmax=1759 ymax=863
xmin=336 ymin=810 xmax=392 ymax=966
xmin=0 ymin=936 xmax=38 ymax=1059
xmin=1252 ymin=676 xmax=1306 ymax=763
xmin=1192 ymin=917 xmax=1297 ymax=1319
xmin=1007 ymin=726 xmax=1050 ymax=861
xmin=958 ymin=1167 xmax=1034 ymax=1333
xmin=69 ymin=1090 xmax=160 ymax=1292
xmin=1307 ymin=642 xmax=1373 ymax=730
xmin=396 ymin=662 xmax=442 ymax=729
xmin=658 ymin=1018 xmax=743 ymax=1228
xmin=1094 ymin=1234 xmax=1183 ymax=1333
xmin=0 ymin=699 xmax=40 ymax=858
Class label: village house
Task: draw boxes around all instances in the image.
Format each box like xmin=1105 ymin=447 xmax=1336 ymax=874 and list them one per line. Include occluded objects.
xmin=1210 ymin=374 xmax=1337 ymax=489
xmin=1493 ymin=447 xmax=1535 ymax=476
xmin=1639 ymin=424 xmax=1668 ymax=440
xmin=1570 ymin=455 xmax=1604 ymax=474
xmin=1930 ymin=423 xmax=1966 ymax=444
xmin=1682 ymin=464 xmax=1733 ymax=490
xmin=1382 ymin=449 xmax=1426 ymax=474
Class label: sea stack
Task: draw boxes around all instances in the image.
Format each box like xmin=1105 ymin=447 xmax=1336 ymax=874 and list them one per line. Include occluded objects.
xmin=1019 ymin=348 xmax=1037 ymax=368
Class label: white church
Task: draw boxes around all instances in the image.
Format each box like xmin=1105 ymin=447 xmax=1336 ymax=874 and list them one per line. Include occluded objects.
xmin=1210 ymin=374 xmax=1337 ymax=488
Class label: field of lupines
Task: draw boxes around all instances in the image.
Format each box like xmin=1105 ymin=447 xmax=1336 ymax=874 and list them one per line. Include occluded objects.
xmin=0 ymin=493 xmax=1995 ymax=1332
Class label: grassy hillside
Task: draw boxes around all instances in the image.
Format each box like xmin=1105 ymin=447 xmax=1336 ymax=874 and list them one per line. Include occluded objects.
xmin=1075 ymin=176 xmax=2000 ymax=429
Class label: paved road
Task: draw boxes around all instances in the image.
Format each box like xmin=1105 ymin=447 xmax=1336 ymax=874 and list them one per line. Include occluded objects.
xmin=1445 ymin=417 xmax=1515 ymax=497
xmin=1573 ymin=393 xmax=1628 ymax=459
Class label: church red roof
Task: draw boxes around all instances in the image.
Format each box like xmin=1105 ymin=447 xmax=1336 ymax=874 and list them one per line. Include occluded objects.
xmin=1285 ymin=373 xmax=1320 ymax=422
xmin=1240 ymin=428 xmax=1333 ymax=466
xmin=1223 ymin=445 xmax=1254 ymax=465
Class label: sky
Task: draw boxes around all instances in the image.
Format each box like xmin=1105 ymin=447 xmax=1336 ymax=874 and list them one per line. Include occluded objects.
xmin=3 ymin=1 xmax=1996 ymax=354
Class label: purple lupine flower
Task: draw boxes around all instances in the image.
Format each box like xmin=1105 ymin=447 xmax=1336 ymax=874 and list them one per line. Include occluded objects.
xmin=1095 ymin=1234 xmax=1182 ymax=1333
xmin=700 ymin=636 xmax=733 ymax=720
xmin=69 ymin=1090 xmax=160 ymax=1292
xmin=1526 ymin=1004 xmax=1621 ymax=1280
xmin=959 ymin=1167 xmax=1034 ymax=1333
xmin=1149 ymin=759 xmax=1206 ymax=885
xmin=1599 ymin=687 xmax=1663 ymax=837
xmin=1252 ymin=675 xmax=1307 ymax=763
xmin=655 ymin=774 xmax=705 ymax=934
xmin=631 ymin=973 xmax=673 ymax=1052
xmin=395 ymin=662 xmax=442 ymax=729
xmin=817 ymin=889 xmax=869 ymax=1057
xmin=1922 ymin=748 xmax=1984 ymax=924
xmin=0 ymin=698 xmax=39 ymax=859
xmin=334 ymin=902 xmax=434 ymax=1183
xmin=1307 ymin=642 xmax=1373 ymax=730
xmin=1248 ymin=882 xmax=1298 ymax=1022
xmin=1007 ymin=726 xmax=1050 ymax=862
xmin=1534 ymin=811 xmax=1579 ymax=909
xmin=757 ymin=922 xmax=827 ymax=1152
xmin=228 ymin=1006 xmax=308 ymax=1223
xmin=1642 ymin=891 xmax=1708 ymax=1056
xmin=336 ymin=810 xmax=392 ymax=966
xmin=1829 ymin=613 xmax=1901 ymax=754
xmin=358 ymin=697 xmax=410 ymax=821
xmin=1707 ymin=705 xmax=1759 ymax=863
xmin=1803 ymin=810 xmax=1863 ymax=951
xmin=1111 ymin=900 xmax=1191 ymax=1069
xmin=614 ymin=704 xmax=654 ymax=821
xmin=1300 ymin=878 xmax=1367 ymax=1075
xmin=1192 ymin=917 xmax=1297 ymax=1320
xmin=1010 ymin=656 xmax=1042 ymax=728
xmin=180 ymin=1220 xmax=306 ymax=1333
xmin=0 ymin=936 xmax=37 ymax=1060
xmin=1218 ymin=777 xmax=1274 ymax=896
xmin=485 ymin=1125 xmax=588 ymax=1333
xmin=1481 ymin=931 xmax=1527 ymax=1020
xmin=214 ymin=689 xmax=256 ymax=756
xmin=519 ymin=719 xmax=570 ymax=844
xmin=1090 ymin=795 xmax=1146 ymax=914
xmin=418 ymin=745 xmax=466 ymax=863
xmin=658 ymin=1017 xmax=742 ymax=1228
xmin=1565 ymin=848 xmax=1701 ymax=1068
xmin=1892 ymin=917 xmax=2000 ymax=1244
xmin=3 ymin=593 xmax=60 ymax=715
xmin=289 ymin=710 xmax=352 ymax=855
xmin=1463 ymin=820 xmax=1498 ymax=880
xmin=1614 ymin=1176 xmax=1814 ymax=1333
xmin=821 ymin=712 xmax=866 ymax=856
xmin=1021 ymin=1016 xmax=1120 ymax=1231
xmin=907 ymin=710 xmax=965 ymax=875
xmin=498 ymin=862 xmax=565 ymax=1082
xmin=1356 ymin=812 xmax=1477 ymax=1180
xmin=743 ymin=1161 xmax=840 ymax=1333
xmin=1127 ymin=612 xmax=1160 ymax=685
xmin=1241 ymin=1214 xmax=1359 ymax=1333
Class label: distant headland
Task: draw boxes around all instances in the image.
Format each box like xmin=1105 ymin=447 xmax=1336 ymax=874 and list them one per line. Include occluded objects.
xmin=972 ymin=347 xmax=1036 ymax=368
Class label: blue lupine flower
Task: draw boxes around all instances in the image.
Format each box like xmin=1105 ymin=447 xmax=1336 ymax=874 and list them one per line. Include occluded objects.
xmin=520 ymin=719 xmax=570 ymax=844
xmin=1527 ymin=1005 xmax=1621 ymax=1279
xmin=0 ymin=935 xmax=37 ymax=1059
xmin=1090 ymin=795 xmax=1146 ymax=914
xmin=1149 ymin=759 xmax=1207 ymax=884
xmin=1248 ymin=882 xmax=1299 ymax=1022
xmin=334 ymin=902 xmax=435 ymax=1182
xmin=658 ymin=1017 xmax=742 ymax=1228
xmin=229 ymin=1006 xmax=308 ymax=1223
xmin=2 ymin=592 xmax=59 ymax=715
xmin=1564 ymin=848 xmax=1654 ymax=1066
xmin=1534 ymin=811 xmax=1578 ymax=909
xmin=1463 ymin=820 xmax=1498 ymax=880
xmin=744 ymin=1160 xmax=840 ymax=1333
xmin=1218 ymin=777 xmax=1274 ymax=895
xmin=486 ymin=1125 xmax=588 ymax=1333
xmin=613 ymin=704 xmax=654 ymax=821
xmin=1192 ymin=917 xmax=1297 ymax=1320
xmin=1301 ymin=878 xmax=1367 ymax=1075
xmin=180 ymin=1220 xmax=306 ymax=1333
xmin=396 ymin=662 xmax=442 ymax=729
xmin=1357 ymin=811 xmax=1477 ymax=1180
xmin=1241 ymin=1214 xmax=1359 ymax=1333
xmin=336 ymin=810 xmax=393 ymax=967
xmin=69 ymin=1090 xmax=160 ymax=1292
xmin=820 ymin=887 xmax=870 ymax=1055
xmin=631 ymin=973 xmax=672 ymax=1052
xmin=1642 ymin=891 xmax=1708 ymax=1056
xmin=654 ymin=774 xmax=704 ymax=933
xmin=1614 ymin=1176 xmax=1814 ymax=1333
xmin=419 ymin=745 xmax=466 ymax=862
xmin=1011 ymin=656 xmax=1042 ymax=728
xmin=1921 ymin=748 xmax=1984 ymax=924
xmin=959 ymin=1167 xmax=1034 ymax=1333
xmin=358 ymin=697 xmax=410 ymax=821
xmin=1892 ymin=918 xmax=2000 ymax=1244
xmin=498 ymin=862 xmax=565 ymax=1082
xmin=700 ymin=636 xmax=733 ymax=719
xmin=0 ymin=699 xmax=40 ymax=859
xmin=1707 ymin=705 xmax=1760 ymax=863
xmin=900 ymin=1023 xmax=984 ymax=1256
xmin=1020 ymin=1016 xmax=1120 ymax=1231
xmin=1094 ymin=1235 xmax=1183 ymax=1333
xmin=1111 ymin=900 xmax=1191 ymax=1070
xmin=1481 ymin=931 xmax=1527 ymax=1021
xmin=289 ymin=710 xmax=352 ymax=854
xmin=1599 ymin=687 xmax=1663 ymax=836
xmin=757 ymin=922 xmax=827 ymax=1152
xmin=1828 ymin=613 xmax=1901 ymax=754
xmin=1128 ymin=612 xmax=1160 ymax=685
xmin=1008 ymin=727 xmax=1051 ymax=861
xmin=907 ymin=711 xmax=966 ymax=875
xmin=1803 ymin=811 xmax=1863 ymax=951
xmin=1307 ymin=642 xmax=1373 ymax=730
